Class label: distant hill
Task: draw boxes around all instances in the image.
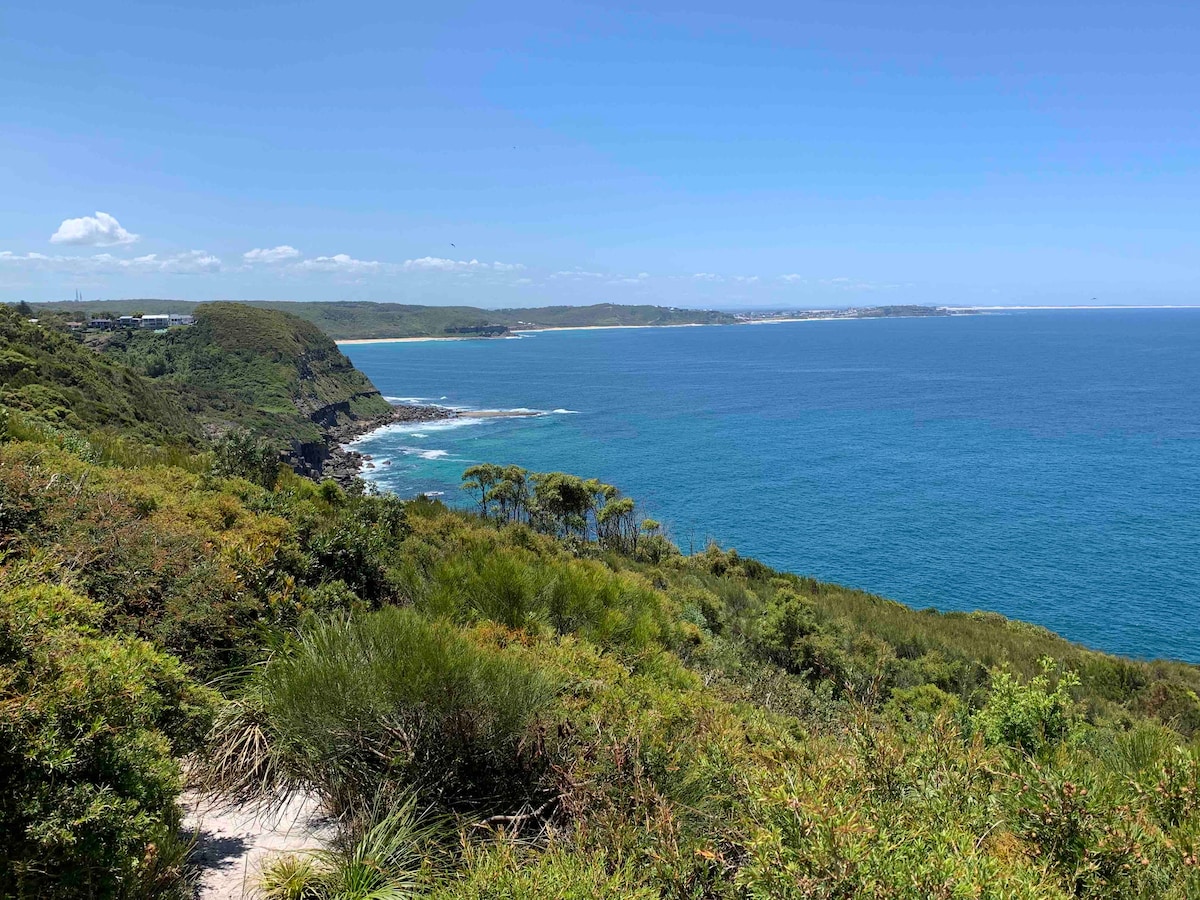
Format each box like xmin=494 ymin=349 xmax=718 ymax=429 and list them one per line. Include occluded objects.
xmin=23 ymin=299 xmax=740 ymax=340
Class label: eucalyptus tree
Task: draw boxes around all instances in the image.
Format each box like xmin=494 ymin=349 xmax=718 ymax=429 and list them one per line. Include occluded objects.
xmin=530 ymin=472 xmax=592 ymax=537
xmin=491 ymin=465 xmax=532 ymax=523
xmin=461 ymin=463 xmax=504 ymax=518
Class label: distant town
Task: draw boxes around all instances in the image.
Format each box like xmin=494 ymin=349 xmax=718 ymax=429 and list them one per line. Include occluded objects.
xmin=40 ymin=312 xmax=196 ymax=332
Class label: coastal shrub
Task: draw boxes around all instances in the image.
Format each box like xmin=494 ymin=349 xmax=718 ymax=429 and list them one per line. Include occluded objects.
xmin=0 ymin=583 xmax=216 ymax=899
xmin=304 ymin=517 xmax=397 ymax=604
xmin=208 ymin=428 xmax=280 ymax=489
xmin=973 ymin=659 xmax=1080 ymax=754
xmin=426 ymin=841 xmax=656 ymax=900
xmin=419 ymin=543 xmax=670 ymax=650
xmin=236 ymin=608 xmax=560 ymax=813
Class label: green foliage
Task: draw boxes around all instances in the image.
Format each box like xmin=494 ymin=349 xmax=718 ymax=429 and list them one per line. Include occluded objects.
xmin=973 ymin=659 xmax=1081 ymax=754
xmin=426 ymin=842 xmax=656 ymax=899
xmin=221 ymin=608 xmax=559 ymax=813
xmin=0 ymin=306 xmax=199 ymax=446
xmin=101 ymin=302 xmax=392 ymax=445
xmin=460 ymin=465 xmax=669 ymax=559
xmin=0 ymin=583 xmax=216 ymax=899
xmin=208 ymin=428 xmax=281 ymax=488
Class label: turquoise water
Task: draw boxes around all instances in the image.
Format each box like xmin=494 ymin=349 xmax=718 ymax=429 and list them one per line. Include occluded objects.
xmin=343 ymin=310 xmax=1200 ymax=662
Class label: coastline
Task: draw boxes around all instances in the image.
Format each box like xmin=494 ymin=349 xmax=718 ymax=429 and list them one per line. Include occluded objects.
xmin=336 ymin=316 xmax=863 ymax=345
xmin=336 ymin=335 xmax=483 ymax=345
xmin=333 ymin=404 xmax=545 ymax=483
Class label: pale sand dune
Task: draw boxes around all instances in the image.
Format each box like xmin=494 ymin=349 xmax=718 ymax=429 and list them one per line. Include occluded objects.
xmin=183 ymin=791 xmax=335 ymax=899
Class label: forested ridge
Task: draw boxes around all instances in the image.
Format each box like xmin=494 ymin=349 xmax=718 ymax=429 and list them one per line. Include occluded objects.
xmin=3 ymin=302 xmax=1200 ymax=898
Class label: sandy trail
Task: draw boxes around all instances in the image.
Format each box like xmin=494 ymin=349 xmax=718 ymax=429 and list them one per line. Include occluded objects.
xmin=182 ymin=791 xmax=335 ymax=899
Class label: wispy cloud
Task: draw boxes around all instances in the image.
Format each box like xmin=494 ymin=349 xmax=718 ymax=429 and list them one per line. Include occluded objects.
xmin=778 ymin=273 xmax=805 ymax=283
xmin=1 ymin=249 xmax=220 ymax=273
xmin=243 ymin=245 xmax=301 ymax=264
xmin=551 ymin=269 xmax=605 ymax=279
xmin=692 ymin=272 xmax=722 ymax=281
xmin=132 ymin=250 xmax=222 ymax=273
xmin=298 ymin=253 xmax=382 ymax=273
xmin=608 ymin=272 xmax=651 ymax=285
xmin=401 ymin=256 xmax=524 ymax=273
xmin=403 ymin=256 xmax=485 ymax=272
xmin=50 ymin=212 xmax=139 ymax=247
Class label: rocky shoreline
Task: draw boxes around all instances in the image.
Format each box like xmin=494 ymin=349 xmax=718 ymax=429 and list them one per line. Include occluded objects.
xmin=323 ymin=404 xmax=460 ymax=485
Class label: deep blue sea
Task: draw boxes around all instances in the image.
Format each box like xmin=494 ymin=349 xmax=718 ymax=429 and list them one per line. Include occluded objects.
xmin=343 ymin=310 xmax=1200 ymax=663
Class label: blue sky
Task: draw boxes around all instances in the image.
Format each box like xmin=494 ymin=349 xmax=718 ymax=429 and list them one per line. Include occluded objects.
xmin=1 ymin=1 xmax=1197 ymax=307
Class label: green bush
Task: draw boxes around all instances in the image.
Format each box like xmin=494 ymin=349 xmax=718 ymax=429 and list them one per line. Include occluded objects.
xmin=973 ymin=659 xmax=1080 ymax=754
xmin=0 ymin=584 xmax=216 ymax=898
xmin=219 ymin=608 xmax=559 ymax=814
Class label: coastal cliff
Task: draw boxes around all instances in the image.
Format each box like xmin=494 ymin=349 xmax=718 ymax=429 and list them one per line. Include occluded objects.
xmin=99 ymin=302 xmax=399 ymax=478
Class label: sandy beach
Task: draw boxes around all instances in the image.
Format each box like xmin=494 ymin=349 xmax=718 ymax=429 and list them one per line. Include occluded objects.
xmin=335 ymin=335 xmax=482 ymax=345
xmin=334 ymin=317 xmax=840 ymax=345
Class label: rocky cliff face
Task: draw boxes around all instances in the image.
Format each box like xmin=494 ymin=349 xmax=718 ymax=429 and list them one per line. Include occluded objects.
xmin=318 ymin=404 xmax=461 ymax=485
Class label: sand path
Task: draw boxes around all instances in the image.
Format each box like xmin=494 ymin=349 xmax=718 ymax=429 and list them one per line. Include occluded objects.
xmin=182 ymin=791 xmax=335 ymax=899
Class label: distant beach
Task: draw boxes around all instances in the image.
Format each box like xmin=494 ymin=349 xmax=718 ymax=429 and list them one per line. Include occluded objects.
xmin=337 ymin=315 xmax=852 ymax=345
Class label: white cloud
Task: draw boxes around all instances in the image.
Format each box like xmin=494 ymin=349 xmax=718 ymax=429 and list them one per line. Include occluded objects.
xmin=401 ymin=256 xmax=525 ymax=274
xmin=0 ymin=249 xmax=220 ymax=274
xmin=608 ymin=272 xmax=652 ymax=285
xmin=141 ymin=250 xmax=222 ymax=273
xmin=551 ymin=269 xmax=604 ymax=279
xmin=50 ymin=212 xmax=139 ymax=246
xmin=402 ymin=256 xmax=485 ymax=272
xmin=731 ymin=275 xmax=760 ymax=284
xmin=404 ymin=256 xmax=482 ymax=271
xmin=298 ymin=253 xmax=382 ymax=273
xmin=244 ymin=245 xmax=301 ymax=264
xmin=778 ymin=274 xmax=805 ymax=283
xmin=692 ymin=272 xmax=722 ymax=281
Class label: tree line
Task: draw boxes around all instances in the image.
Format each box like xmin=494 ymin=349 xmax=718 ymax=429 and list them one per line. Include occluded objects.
xmin=460 ymin=464 xmax=666 ymax=558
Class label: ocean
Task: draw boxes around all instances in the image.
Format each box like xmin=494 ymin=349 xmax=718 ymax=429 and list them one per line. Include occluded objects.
xmin=343 ymin=310 xmax=1200 ymax=663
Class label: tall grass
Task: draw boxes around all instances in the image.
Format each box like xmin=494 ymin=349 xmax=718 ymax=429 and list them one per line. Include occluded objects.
xmin=204 ymin=608 xmax=560 ymax=815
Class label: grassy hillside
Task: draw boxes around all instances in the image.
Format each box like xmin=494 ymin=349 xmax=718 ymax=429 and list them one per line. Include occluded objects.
xmin=101 ymin=302 xmax=393 ymax=444
xmin=4 ymin=315 xmax=1200 ymax=898
xmin=0 ymin=305 xmax=199 ymax=447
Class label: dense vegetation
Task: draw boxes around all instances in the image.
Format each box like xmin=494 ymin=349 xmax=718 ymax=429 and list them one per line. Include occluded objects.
xmin=3 ymin=305 xmax=1200 ymax=898
xmin=0 ymin=307 xmax=199 ymax=447
xmin=100 ymin=302 xmax=392 ymax=445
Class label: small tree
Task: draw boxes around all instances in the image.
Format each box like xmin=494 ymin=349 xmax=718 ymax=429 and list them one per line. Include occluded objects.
xmin=973 ymin=658 xmax=1080 ymax=754
xmin=209 ymin=429 xmax=280 ymax=489
xmin=530 ymin=472 xmax=592 ymax=537
xmin=462 ymin=463 xmax=503 ymax=519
